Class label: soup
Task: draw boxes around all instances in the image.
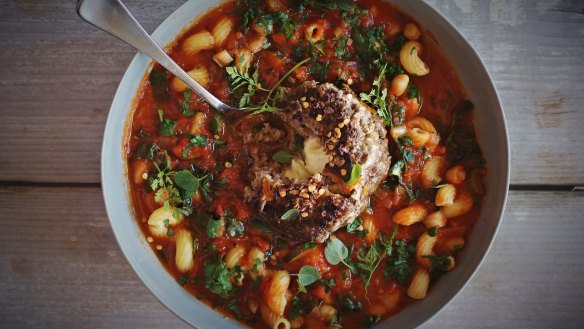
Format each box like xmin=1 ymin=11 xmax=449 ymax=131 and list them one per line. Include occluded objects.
xmin=126 ymin=0 xmax=486 ymax=328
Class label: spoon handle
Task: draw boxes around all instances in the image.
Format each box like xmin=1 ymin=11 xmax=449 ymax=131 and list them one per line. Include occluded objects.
xmin=77 ymin=0 xmax=234 ymax=112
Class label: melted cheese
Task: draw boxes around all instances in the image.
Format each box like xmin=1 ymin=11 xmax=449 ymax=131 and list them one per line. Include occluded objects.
xmin=283 ymin=136 xmax=328 ymax=180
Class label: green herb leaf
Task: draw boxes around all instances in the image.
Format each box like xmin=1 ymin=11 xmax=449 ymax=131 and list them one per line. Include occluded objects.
xmin=346 ymin=218 xmax=362 ymax=233
xmin=307 ymin=61 xmax=328 ymax=80
xmin=297 ymin=265 xmax=321 ymax=287
xmin=281 ymin=208 xmax=300 ymax=220
xmin=345 ymin=163 xmax=362 ymax=185
xmin=272 ymin=149 xmax=294 ymax=164
xmin=422 ymin=253 xmax=452 ymax=282
xmin=427 ymin=227 xmax=438 ymax=237
xmin=320 ymin=278 xmax=336 ymax=291
xmin=210 ymin=115 xmax=222 ymax=134
xmin=302 ymin=0 xmax=357 ymax=12
xmin=203 ymin=258 xmax=233 ymax=297
xmin=354 ymin=229 xmax=398 ymax=289
xmin=190 ymin=134 xmax=208 ymax=146
xmin=406 ymin=83 xmax=420 ymax=101
xmin=399 ymin=136 xmax=414 ymax=146
xmin=338 ymin=294 xmax=363 ymax=312
xmin=226 ymin=217 xmax=245 ymax=238
xmin=272 ymin=12 xmax=296 ymax=40
xmin=325 ymin=238 xmax=353 ymax=270
xmin=304 ymin=241 xmax=316 ymax=250
xmin=179 ymin=89 xmax=195 ymax=116
xmin=289 ymin=296 xmax=313 ymax=320
xmin=359 ymin=64 xmax=390 ymax=125
xmin=334 ymin=35 xmax=350 ymax=60
xmin=206 ymin=218 xmax=223 ymax=238
xmin=402 ymin=148 xmax=414 ymax=163
xmin=383 ymin=239 xmax=414 ymax=285
xmin=364 ymin=315 xmax=381 ymax=328
xmin=227 ymin=58 xmax=310 ymax=115
xmin=330 ymin=315 xmax=342 ymax=328
xmin=157 ymin=109 xmax=176 ymax=136
xmin=174 ymin=170 xmax=200 ymax=192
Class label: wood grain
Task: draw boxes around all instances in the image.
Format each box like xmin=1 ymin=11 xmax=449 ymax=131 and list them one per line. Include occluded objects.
xmin=0 ymin=187 xmax=582 ymax=328
xmin=0 ymin=0 xmax=583 ymax=184
xmin=0 ymin=187 xmax=190 ymax=329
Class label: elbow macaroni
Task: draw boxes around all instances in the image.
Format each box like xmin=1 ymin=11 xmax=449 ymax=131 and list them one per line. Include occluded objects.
xmin=422 ymin=156 xmax=446 ymax=188
xmin=213 ymin=49 xmax=234 ymax=68
xmin=435 ymin=184 xmax=456 ymax=206
xmin=266 ymin=270 xmax=290 ymax=315
xmin=171 ymin=67 xmax=209 ymax=92
xmin=407 ymin=268 xmax=430 ymax=299
xmin=416 ymin=233 xmax=437 ymax=268
xmin=400 ymin=41 xmax=430 ymax=76
xmin=174 ymin=228 xmax=194 ymax=272
xmin=182 ymin=31 xmax=215 ymax=56
xmin=423 ymin=210 xmax=447 ymax=228
xmin=392 ymin=203 xmax=428 ymax=226
xmin=147 ymin=206 xmax=182 ymax=238
xmin=406 ymin=127 xmax=432 ymax=148
xmin=260 ymin=302 xmax=291 ymax=329
xmin=211 ymin=16 xmax=233 ymax=48
xmin=446 ymin=165 xmax=466 ymax=184
xmin=246 ymin=33 xmax=268 ymax=53
xmin=304 ymin=21 xmax=325 ymax=42
xmin=234 ymin=48 xmax=252 ymax=73
xmin=225 ymin=244 xmax=246 ymax=268
xmin=442 ymin=190 xmax=474 ymax=218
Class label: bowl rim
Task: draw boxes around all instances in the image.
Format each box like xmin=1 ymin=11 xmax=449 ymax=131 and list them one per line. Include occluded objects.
xmin=101 ymin=0 xmax=510 ymax=328
xmin=381 ymin=1 xmax=510 ymax=327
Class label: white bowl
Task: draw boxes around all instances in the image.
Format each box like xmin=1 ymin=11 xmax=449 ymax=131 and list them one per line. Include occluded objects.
xmin=101 ymin=0 xmax=510 ymax=328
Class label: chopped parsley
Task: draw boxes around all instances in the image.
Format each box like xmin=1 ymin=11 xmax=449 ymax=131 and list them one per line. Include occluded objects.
xmin=203 ymin=257 xmax=234 ymax=297
xmin=360 ymin=64 xmax=390 ymax=125
xmin=354 ymin=230 xmax=395 ymax=289
xmin=178 ymin=89 xmax=195 ymax=116
xmin=338 ymin=294 xmax=363 ymax=312
xmin=334 ymin=35 xmax=350 ymax=60
xmin=383 ymin=239 xmax=414 ymax=285
xmin=157 ymin=109 xmax=175 ymax=137
xmin=422 ymin=253 xmax=453 ymax=282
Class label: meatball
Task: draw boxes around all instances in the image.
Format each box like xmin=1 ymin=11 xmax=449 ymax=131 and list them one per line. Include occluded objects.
xmin=243 ymin=81 xmax=391 ymax=242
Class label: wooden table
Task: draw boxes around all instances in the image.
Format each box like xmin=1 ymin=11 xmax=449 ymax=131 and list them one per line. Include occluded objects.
xmin=1 ymin=0 xmax=583 ymax=328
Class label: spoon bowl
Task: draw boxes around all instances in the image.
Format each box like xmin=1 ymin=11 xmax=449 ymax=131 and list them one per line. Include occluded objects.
xmin=77 ymin=0 xmax=238 ymax=113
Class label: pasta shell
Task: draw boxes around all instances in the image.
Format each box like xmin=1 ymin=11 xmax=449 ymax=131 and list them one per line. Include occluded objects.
xmin=392 ymin=203 xmax=428 ymax=226
xmin=147 ymin=206 xmax=182 ymax=238
xmin=400 ymin=41 xmax=430 ymax=76
xmin=174 ymin=228 xmax=194 ymax=272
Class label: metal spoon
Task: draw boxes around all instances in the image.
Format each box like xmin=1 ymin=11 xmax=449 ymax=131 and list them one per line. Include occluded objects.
xmin=76 ymin=0 xmax=237 ymax=113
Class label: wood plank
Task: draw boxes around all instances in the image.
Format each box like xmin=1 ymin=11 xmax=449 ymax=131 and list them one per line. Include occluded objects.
xmin=0 ymin=0 xmax=582 ymax=184
xmin=425 ymin=0 xmax=584 ymax=185
xmin=424 ymin=189 xmax=584 ymax=328
xmin=0 ymin=187 xmax=582 ymax=328
xmin=0 ymin=0 xmax=184 ymax=183
xmin=0 ymin=186 xmax=190 ymax=329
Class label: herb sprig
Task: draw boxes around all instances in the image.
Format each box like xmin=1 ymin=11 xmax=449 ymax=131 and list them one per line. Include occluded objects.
xmin=149 ymin=152 xmax=210 ymax=216
xmin=360 ymin=64 xmax=390 ymax=126
xmin=354 ymin=226 xmax=398 ymax=290
xmin=295 ymin=265 xmax=321 ymax=292
xmin=325 ymin=237 xmax=354 ymax=270
xmin=226 ymin=58 xmax=310 ymax=114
